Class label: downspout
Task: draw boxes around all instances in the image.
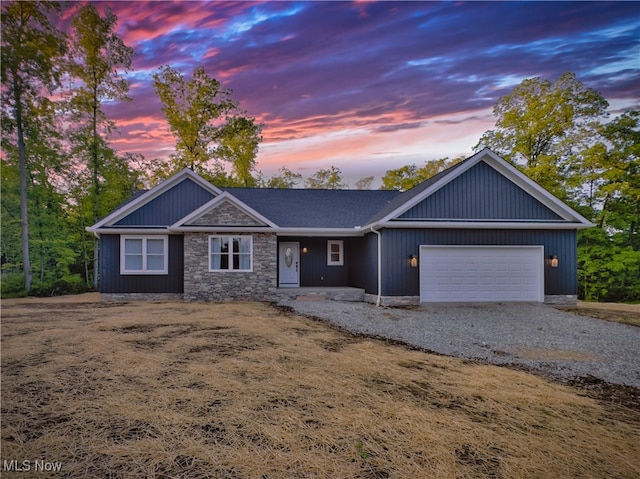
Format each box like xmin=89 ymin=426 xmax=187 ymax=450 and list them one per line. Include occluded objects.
xmin=370 ymin=226 xmax=382 ymax=307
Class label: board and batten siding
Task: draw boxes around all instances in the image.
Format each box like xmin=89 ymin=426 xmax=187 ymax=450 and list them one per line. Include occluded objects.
xmin=348 ymin=233 xmax=379 ymax=294
xmin=380 ymin=229 xmax=576 ymax=297
xmin=278 ymin=236 xmax=351 ymax=287
xmin=398 ymin=161 xmax=563 ymax=221
xmin=100 ymin=234 xmax=184 ymax=293
xmin=115 ymin=179 xmax=215 ymax=226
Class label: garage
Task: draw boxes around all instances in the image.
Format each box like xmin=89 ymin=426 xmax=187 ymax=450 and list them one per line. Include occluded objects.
xmin=419 ymin=246 xmax=544 ymax=302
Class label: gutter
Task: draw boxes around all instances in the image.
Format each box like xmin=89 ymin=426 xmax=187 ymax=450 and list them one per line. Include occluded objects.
xmin=370 ymin=226 xmax=382 ymax=307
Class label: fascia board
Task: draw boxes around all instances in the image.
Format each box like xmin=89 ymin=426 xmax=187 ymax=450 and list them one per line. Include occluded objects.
xmin=88 ymin=169 xmax=221 ymax=231
xmin=169 ymin=226 xmax=367 ymax=236
xmin=85 ymin=227 xmax=171 ymax=235
xmin=375 ymin=220 xmax=594 ymax=230
xmin=171 ymin=191 xmax=279 ymax=229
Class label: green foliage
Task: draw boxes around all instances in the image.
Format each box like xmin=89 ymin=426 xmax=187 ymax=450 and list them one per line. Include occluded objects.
xmin=578 ymin=229 xmax=640 ymax=303
xmin=1 ymin=273 xmax=29 ymax=298
xmin=263 ymin=167 xmax=303 ymax=188
xmin=476 ymin=72 xmax=608 ymax=198
xmin=477 ymin=72 xmax=638 ymax=302
xmin=216 ymin=115 xmax=263 ymax=187
xmin=354 ymin=176 xmax=375 ymax=190
xmin=381 ymin=157 xmax=462 ymax=191
xmin=305 ymin=166 xmax=345 ymax=189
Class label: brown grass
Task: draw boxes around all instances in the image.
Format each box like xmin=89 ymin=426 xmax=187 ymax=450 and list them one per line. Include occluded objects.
xmin=1 ymin=297 xmax=639 ymax=479
xmin=559 ymin=302 xmax=640 ymax=328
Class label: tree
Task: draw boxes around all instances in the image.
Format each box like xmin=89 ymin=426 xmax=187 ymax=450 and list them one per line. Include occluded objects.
xmin=66 ymin=3 xmax=134 ymax=288
xmin=216 ymin=115 xmax=263 ymax=186
xmin=1 ymin=95 xmax=80 ymax=297
xmin=354 ymin=176 xmax=374 ymax=190
xmin=263 ymin=166 xmax=303 ymax=188
xmin=476 ymin=72 xmax=608 ymax=197
xmin=1 ymin=0 xmax=67 ymax=291
xmin=306 ymin=166 xmax=345 ymax=189
xmin=476 ymin=73 xmax=638 ymax=301
xmin=381 ymin=157 xmax=462 ymax=191
xmin=152 ymin=66 xmax=238 ymax=171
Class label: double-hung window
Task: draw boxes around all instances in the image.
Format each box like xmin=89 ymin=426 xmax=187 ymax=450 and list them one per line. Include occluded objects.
xmin=121 ymin=236 xmax=168 ymax=274
xmin=210 ymin=236 xmax=252 ymax=272
xmin=327 ymin=240 xmax=344 ymax=266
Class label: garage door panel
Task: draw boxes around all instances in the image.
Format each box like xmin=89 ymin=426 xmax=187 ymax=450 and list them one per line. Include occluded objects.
xmin=420 ymin=246 xmax=543 ymax=302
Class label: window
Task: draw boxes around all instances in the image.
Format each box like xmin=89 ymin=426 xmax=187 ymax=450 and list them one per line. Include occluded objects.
xmin=121 ymin=236 xmax=168 ymax=274
xmin=327 ymin=240 xmax=344 ymax=266
xmin=210 ymin=236 xmax=252 ymax=272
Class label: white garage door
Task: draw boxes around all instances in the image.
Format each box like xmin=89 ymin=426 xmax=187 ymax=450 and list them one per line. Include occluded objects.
xmin=420 ymin=246 xmax=544 ymax=302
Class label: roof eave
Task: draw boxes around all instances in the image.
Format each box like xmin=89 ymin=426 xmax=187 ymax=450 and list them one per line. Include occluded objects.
xmin=368 ymin=220 xmax=594 ymax=230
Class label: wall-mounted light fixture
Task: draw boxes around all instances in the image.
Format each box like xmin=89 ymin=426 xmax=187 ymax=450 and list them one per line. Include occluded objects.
xmin=302 ymin=247 xmax=308 ymax=254
xmin=409 ymin=255 xmax=418 ymax=268
xmin=550 ymin=255 xmax=559 ymax=268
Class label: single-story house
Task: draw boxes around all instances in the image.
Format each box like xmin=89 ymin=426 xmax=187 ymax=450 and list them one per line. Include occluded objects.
xmin=87 ymin=148 xmax=592 ymax=305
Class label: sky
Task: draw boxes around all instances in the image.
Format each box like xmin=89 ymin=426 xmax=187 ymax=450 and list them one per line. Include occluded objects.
xmin=66 ymin=1 xmax=639 ymax=186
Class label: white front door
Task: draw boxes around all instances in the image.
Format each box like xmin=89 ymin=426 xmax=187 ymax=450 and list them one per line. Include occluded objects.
xmin=278 ymin=242 xmax=300 ymax=287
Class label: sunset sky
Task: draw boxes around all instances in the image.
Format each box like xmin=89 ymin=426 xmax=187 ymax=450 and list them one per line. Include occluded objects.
xmin=67 ymin=1 xmax=639 ymax=186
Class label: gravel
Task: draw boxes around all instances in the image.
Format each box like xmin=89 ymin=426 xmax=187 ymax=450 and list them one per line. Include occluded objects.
xmin=278 ymin=299 xmax=640 ymax=388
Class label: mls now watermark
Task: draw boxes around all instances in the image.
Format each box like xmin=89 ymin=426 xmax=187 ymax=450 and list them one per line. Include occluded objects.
xmin=3 ymin=459 xmax=63 ymax=473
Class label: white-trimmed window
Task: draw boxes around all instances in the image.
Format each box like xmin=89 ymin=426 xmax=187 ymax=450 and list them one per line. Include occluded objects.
xmin=327 ymin=240 xmax=344 ymax=266
xmin=121 ymin=236 xmax=168 ymax=274
xmin=210 ymin=236 xmax=253 ymax=272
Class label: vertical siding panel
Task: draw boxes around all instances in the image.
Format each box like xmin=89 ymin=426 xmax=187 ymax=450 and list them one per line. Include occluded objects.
xmin=381 ymin=229 xmax=577 ymax=297
xmin=116 ymin=179 xmax=215 ymax=226
xmin=100 ymin=234 xmax=183 ymax=293
xmin=399 ymin=162 xmax=563 ymax=220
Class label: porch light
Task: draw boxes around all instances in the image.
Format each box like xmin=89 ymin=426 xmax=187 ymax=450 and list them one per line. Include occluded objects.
xmin=302 ymin=247 xmax=308 ymax=254
xmin=410 ymin=255 xmax=418 ymax=268
xmin=550 ymin=255 xmax=559 ymax=268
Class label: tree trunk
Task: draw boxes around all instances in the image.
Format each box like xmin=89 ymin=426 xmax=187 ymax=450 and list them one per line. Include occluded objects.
xmin=91 ymin=91 xmax=100 ymax=290
xmin=14 ymin=79 xmax=31 ymax=292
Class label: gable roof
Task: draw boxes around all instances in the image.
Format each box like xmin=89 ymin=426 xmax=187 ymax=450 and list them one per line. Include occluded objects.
xmin=88 ymin=150 xmax=593 ymax=235
xmin=87 ymin=169 xmax=221 ymax=232
xmin=171 ymin=192 xmax=279 ymax=230
xmin=364 ymin=148 xmax=593 ymax=229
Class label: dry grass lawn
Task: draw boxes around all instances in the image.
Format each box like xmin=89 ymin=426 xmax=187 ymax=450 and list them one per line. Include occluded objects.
xmin=1 ymin=296 xmax=639 ymax=478
xmin=563 ymin=302 xmax=640 ymax=328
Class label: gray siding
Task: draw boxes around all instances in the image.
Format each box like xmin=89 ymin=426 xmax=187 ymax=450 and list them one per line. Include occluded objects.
xmin=380 ymin=229 xmax=576 ymax=296
xmin=399 ymin=161 xmax=563 ymax=220
xmin=115 ymin=179 xmax=214 ymax=226
xmin=100 ymin=235 xmax=184 ymax=293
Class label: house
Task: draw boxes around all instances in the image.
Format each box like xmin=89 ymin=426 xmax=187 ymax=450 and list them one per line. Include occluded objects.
xmin=87 ymin=149 xmax=592 ymax=305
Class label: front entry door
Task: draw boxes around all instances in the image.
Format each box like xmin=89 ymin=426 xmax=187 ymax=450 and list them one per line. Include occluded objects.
xmin=278 ymin=242 xmax=300 ymax=287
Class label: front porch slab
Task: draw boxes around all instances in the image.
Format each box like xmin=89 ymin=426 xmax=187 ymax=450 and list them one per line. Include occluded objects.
xmin=271 ymin=287 xmax=365 ymax=302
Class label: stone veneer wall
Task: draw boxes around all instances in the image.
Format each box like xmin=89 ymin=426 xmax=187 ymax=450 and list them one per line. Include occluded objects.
xmin=187 ymin=200 xmax=264 ymax=226
xmin=183 ymin=232 xmax=277 ymax=301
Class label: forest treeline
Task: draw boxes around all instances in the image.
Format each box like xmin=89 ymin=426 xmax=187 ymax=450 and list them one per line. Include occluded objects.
xmin=1 ymin=2 xmax=638 ymax=301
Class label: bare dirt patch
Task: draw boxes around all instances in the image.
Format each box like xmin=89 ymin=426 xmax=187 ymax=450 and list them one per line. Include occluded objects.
xmin=557 ymin=302 xmax=640 ymax=327
xmin=1 ymin=298 xmax=639 ymax=478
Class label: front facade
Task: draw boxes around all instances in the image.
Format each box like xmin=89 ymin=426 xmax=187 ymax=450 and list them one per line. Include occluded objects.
xmin=88 ymin=149 xmax=592 ymax=305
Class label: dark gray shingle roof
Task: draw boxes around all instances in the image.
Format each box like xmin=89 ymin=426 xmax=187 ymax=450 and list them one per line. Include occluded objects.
xmin=223 ymin=187 xmax=401 ymax=228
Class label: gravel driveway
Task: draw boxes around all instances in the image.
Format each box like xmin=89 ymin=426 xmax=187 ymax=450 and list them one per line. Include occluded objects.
xmin=279 ymin=300 xmax=640 ymax=388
